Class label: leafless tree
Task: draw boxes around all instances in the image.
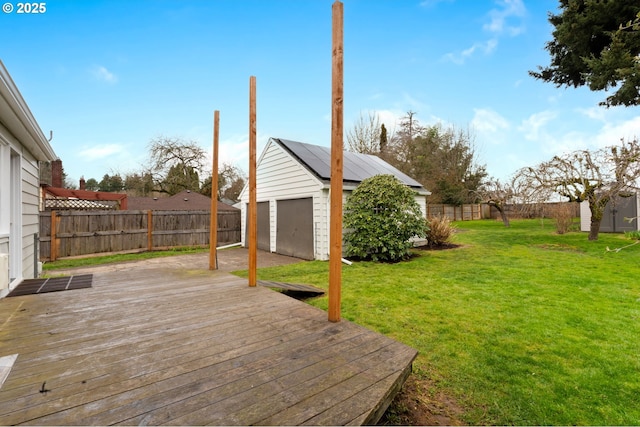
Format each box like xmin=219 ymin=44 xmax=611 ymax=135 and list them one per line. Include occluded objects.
xmin=346 ymin=111 xmax=382 ymax=155
xmin=146 ymin=136 xmax=208 ymax=194
xmin=478 ymin=177 xmax=516 ymax=227
xmin=517 ymin=138 xmax=640 ymax=240
xmin=201 ymin=162 xmax=246 ymax=202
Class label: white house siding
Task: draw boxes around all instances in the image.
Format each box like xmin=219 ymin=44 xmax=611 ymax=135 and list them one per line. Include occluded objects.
xmin=20 ymin=152 xmax=40 ymax=281
xmin=415 ymin=194 xmax=427 ymax=217
xmin=0 ymin=138 xmax=10 ymax=292
xmin=0 ymin=124 xmax=41 ymax=296
xmin=1 ymin=61 xmax=57 ymax=298
xmin=240 ymin=138 xmax=429 ymax=261
xmin=579 ymin=201 xmax=591 ymax=232
xmin=240 ymin=139 xmax=324 ymax=257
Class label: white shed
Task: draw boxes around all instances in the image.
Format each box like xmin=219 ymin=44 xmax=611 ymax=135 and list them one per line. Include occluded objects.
xmin=238 ymin=138 xmax=430 ymax=260
xmin=0 ymin=61 xmax=57 ymax=298
xmin=580 ymin=191 xmax=640 ymax=233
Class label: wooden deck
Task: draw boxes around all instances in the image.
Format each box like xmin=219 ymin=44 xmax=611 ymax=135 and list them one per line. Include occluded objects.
xmin=0 ymin=266 xmax=417 ymax=425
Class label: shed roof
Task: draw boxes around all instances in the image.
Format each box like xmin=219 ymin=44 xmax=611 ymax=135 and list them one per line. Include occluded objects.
xmin=44 ymin=187 xmax=127 ymax=209
xmin=128 ymin=190 xmax=238 ymax=211
xmin=273 ymin=138 xmax=428 ymax=192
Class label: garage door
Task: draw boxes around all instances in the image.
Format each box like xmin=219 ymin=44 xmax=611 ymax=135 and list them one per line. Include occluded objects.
xmin=244 ymin=201 xmax=270 ymax=251
xmin=276 ymin=198 xmax=314 ymax=260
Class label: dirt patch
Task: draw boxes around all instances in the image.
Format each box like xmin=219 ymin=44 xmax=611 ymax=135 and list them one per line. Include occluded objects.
xmin=380 ymin=375 xmax=466 ymax=426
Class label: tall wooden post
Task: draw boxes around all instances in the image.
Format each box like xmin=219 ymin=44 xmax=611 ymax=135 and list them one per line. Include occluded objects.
xmin=248 ymin=76 xmax=257 ymax=287
xmin=209 ymin=110 xmax=220 ymax=270
xmin=329 ymin=0 xmax=343 ymax=322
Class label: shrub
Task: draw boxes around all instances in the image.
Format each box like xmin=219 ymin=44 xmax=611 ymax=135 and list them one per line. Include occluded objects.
xmin=344 ymin=174 xmax=427 ymax=262
xmin=550 ymin=203 xmax=576 ymax=234
xmin=426 ymin=215 xmax=456 ymax=247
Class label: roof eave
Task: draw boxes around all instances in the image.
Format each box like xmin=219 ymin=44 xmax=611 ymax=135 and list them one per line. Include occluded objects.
xmin=0 ymin=60 xmax=57 ymax=162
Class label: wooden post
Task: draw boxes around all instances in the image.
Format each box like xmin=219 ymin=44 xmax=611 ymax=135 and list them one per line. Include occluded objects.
xmin=329 ymin=0 xmax=343 ymax=323
xmin=209 ymin=110 xmax=220 ymax=270
xmin=50 ymin=210 xmax=57 ymax=262
xmin=248 ymin=76 xmax=257 ymax=287
xmin=147 ymin=210 xmax=153 ymax=251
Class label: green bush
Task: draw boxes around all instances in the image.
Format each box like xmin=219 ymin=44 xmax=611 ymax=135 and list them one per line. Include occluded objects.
xmin=344 ymin=174 xmax=427 ymax=262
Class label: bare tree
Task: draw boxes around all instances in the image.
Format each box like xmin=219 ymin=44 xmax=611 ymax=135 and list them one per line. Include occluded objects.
xmin=346 ymin=111 xmax=382 ymax=154
xmin=478 ymin=177 xmax=515 ymax=227
xmin=146 ymin=136 xmax=208 ymax=195
xmin=201 ymin=162 xmax=246 ymax=202
xmin=517 ymin=138 xmax=640 ymax=240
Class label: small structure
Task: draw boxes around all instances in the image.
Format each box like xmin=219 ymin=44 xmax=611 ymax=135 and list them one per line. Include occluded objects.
xmin=580 ymin=190 xmax=640 ymax=233
xmin=41 ymin=161 xmax=128 ymax=211
xmin=128 ymin=189 xmax=238 ymax=212
xmin=238 ymin=138 xmax=430 ymax=260
xmin=0 ymin=60 xmax=58 ymax=297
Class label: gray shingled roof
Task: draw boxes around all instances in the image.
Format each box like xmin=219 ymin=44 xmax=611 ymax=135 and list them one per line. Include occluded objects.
xmin=274 ymin=138 xmax=428 ymax=191
xmin=128 ymin=190 xmax=238 ymax=211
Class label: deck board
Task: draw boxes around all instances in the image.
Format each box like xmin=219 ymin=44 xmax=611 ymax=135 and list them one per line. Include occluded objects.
xmin=0 ymin=266 xmax=417 ymax=425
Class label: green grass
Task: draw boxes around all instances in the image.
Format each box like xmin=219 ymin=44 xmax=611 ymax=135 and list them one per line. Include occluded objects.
xmin=234 ymin=219 xmax=640 ymax=425
xmin=42 ymin=246 xmax=209 ymax=270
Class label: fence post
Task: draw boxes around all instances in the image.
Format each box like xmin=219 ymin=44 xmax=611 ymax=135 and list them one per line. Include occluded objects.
xmin=147 ymin=210 xmax=153 ymax=251
xmin=50 ymin=210 xmax=57 ymax=262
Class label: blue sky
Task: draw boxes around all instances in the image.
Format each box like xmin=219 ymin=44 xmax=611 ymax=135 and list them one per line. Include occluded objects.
xmin=2 ymin=0 xmax=639 ymax=186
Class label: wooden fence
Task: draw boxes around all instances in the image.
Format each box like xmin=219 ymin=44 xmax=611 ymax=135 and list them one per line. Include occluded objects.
xmin=427 ymin=203 xmax=580 ymax=221
xmin=39 ymin=210 xmax=241 ymax=261
xmin=486 ymin=202 xmax=580 ymax=220
xmin=426 ymin=204 xmax=486 ymax=221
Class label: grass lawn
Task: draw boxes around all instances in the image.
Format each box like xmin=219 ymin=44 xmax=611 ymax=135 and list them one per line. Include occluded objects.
xmin=234 ymin=219 xmax=640 ymax=425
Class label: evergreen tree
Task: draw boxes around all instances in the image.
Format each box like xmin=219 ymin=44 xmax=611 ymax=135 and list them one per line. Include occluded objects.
xmin=530 ymin=0 xmax=640 ymax=107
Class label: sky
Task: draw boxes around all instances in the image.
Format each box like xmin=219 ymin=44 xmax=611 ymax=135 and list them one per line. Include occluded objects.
xmin=2 ymin=0 xmax=639 ymax=187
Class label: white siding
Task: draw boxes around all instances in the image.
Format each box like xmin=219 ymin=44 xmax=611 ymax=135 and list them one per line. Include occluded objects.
xmin=240 ymin=139 xmax=324 ymax=255
xmin=0 ymin=61 xmax=57 ymax=298
xmin=240 ymin=138 xmax=429 ymax=261
xmin=0 ymin=114 xmax=47 ymax=297
xmin=21 ymin=152 xmax=39 ymax=280
xmin=0 ymin=136 xmax=8 ymax=294
xmin=580 ymin=201 xmax=591 ymax=232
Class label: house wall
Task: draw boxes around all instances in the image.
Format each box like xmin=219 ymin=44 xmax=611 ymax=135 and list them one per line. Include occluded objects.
xmin=239 ymin=139 xmax=325 ymax=259
xmin=0 ymin=136 xmax=10 ymax=292
xmin=20 ymin=149 xmax=40 ymax=280
xmin=0 ymin=122 xmax=42 ymax=296
xmin=240 ymin=138 xmax=429 ymax=261
xmin=0 ymin=60 xmax=57 ymax=298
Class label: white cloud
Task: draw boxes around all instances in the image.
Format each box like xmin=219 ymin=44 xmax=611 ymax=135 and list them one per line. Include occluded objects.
xmin=442 ymin=39 xmax=498 ymax=65
xmin=577 ymin=107 xmax=606 ymax=122
xmin=443 ymin=0 xmax=525 ymax=64
xmin=376 ymin=109 xmax=404 ymax=131
xmin=483 ymin=0 xmax=526 ymax=36
xmin=91 ymin=65 xmax=118 ymax=84
xmin=471 ymin=108 xmax=510 ymax=134
xmin=594 ymin=115 xmax=640 ymax=148
xmin=518 ymin=110 xmax=557 ymax=141
xmin=78 ymin=144 xmax=125 ymax=160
